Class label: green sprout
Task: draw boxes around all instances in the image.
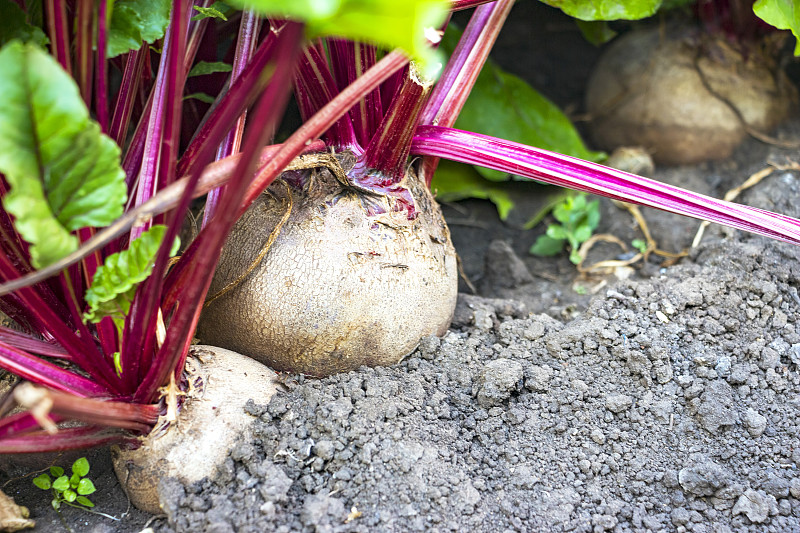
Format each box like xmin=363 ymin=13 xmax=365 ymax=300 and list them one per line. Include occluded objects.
xmin=32 ymin=457 xmax=96 ymax=511
xmin=530 ymin=193 xmax=600 ymax=264
xmin=631 ymin=238 xmax=648 ymax=254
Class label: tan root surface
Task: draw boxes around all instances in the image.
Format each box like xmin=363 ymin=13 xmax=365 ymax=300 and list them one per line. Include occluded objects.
xmin=586 ymin=24 xmax=796 ymax=165
xmin=197 ymin=162 xmax=458 ymax=377
xmin=0 ymin=489 xmax=33 ymax=532
xmin=111 ymin=346 xmax=278 ymax=514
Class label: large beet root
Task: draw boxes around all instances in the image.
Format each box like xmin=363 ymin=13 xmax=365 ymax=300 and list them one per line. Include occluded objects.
xmin=196 ymin=155 xmax=458 ymax=377
xmin=586 ymin=25 xmax=796 ymax=165
xmin=112 ymin=346 xmax=278 ymax=514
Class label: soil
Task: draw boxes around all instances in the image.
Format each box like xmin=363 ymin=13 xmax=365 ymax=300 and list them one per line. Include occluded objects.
xmin=3 ymin=3 xmax=800 ymax=532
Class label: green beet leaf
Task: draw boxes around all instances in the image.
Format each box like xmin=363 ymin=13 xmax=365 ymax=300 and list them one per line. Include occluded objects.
xmin=63 ymin=489 xmax=76 ymax=502
xmin=76 ymin=496 xmax=95 ymax=508
xmin=586 ymin=201 xmax=601 ymax=228
xmin=546 ymin=224 xmax=568 ymax=241
xmin=107 ymin=0 xmax=172 ymax=57
xmin=573 ymin=223 xmax=593 ymax=243
xmin=0 ymin=0 xmax=48 ymax=47
xmin=192 ymin=2 xmax=233 ymax=21
xmin=50 ymin=466 xmax=64 ymax=478
xmin=538 ymin=0 xmax=662 ymax=21
xmin=754 ymin=0 xmax=800 ymax=55
xmin=24 ymin=0 xmax=45 ymax=31
xmin=84 ymin=225 xmax=179 ymax=328
xmin=184 ymin=92 xmax=217 ymax=104
xmin=430 ymin=160 xmax=515 ymax=220
xmin=530 ymin=235 xmax=565 ymax=257
xmin=441 ymin=28 xmax=603 ymax=183
xmin=227 ymin=0 xmax=448 ymax=67
xmin=188 ymin=61 xmax=233 ymax=78
xmin=575 ymin=19 xmax=617 ymax=45
xmin=0 ymin=42 xmax=127 ymax=269
xmin=113 ymin=352 xmax=123 ymax=376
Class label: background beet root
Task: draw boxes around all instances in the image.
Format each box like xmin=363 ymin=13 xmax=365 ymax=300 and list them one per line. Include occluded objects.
xmin=586 ymin=25 xmax=796 ymax=165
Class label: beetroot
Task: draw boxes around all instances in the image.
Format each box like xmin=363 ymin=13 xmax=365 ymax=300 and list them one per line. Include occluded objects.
xmin=198 ymin=157 xmax=457 ymax=377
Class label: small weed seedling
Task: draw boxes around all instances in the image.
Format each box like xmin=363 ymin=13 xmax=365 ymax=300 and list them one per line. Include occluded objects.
xmin=32 ymin=457 xmax=96 ymax=512
xmin=530 ymin=193 xmax=600 ymax=264
xmin=631 ymin=238 xmax=648 ymax=255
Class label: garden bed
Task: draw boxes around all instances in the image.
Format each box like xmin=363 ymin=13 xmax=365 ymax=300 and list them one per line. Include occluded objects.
xmin=4 ymin=3 xmax=800 ymax=531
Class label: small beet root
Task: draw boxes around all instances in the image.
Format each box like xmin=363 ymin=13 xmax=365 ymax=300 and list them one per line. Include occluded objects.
xmin=197 ymin=154 xmax=458 ymax=377
xmin=111 ymin=346 xmax=279 ymax=514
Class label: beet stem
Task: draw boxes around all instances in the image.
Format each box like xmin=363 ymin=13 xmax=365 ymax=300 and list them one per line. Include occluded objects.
xmin=45 ymin=0 xmax=71 ymax=74
xmin=110 ymin=50 xmax=147 ymax=148
xmin=121 ymin=10 xmax=209 ymax=198
xmin=295 ymin=43 xmax=360 ymax=149
xmin=178 ymin=24 xmax=282 ymax=180
xmin=122 ymin=0 xmax=191 ymax=392
xmin=450 ymin=0 xmax=498 ymax=11
xmin=328 ymin=39 xmax=382 ymax=147
xmin=0 ymin=326 xmax=70 ymax=359
xmin=0 ymin=341 xmax=107 ymax=397
xmin=41 ymin=385 xmax=159 ymax=431
xmin=75 ymin=0 xmax=94 ymax=105
xmin=0 ymin=412 xmax=66 ymax=440
xmin=412 ymin=125 xmax=800 ymax=247
xmin=418 ymin=0 xmax=513 ymax=186
xmin=95 ymin=0 xmax=109 ymax=133
xmin=202 ymin=10 xmax=261 ymax=227
xmin=0 ymin=426 xmax=128 ymax=453
xmin=361 ymin=62 xmax=431 ymax=184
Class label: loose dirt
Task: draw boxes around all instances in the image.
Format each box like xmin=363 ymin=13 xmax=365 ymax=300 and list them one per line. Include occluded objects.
xmin=151 ymin=188 xmax=800 ymax=533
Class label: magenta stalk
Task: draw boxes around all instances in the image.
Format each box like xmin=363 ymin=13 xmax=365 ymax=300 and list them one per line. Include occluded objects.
xmin=412 ymin=126 xmax=800 ymax=246
xmin=360 ymin=63 xmax=432 ymax=184
xmin=122 ymin=0 xmax=190 ymax=391
xmin=203 ymin=10 xmax=261 ymax=227
xmin=45 ymin=0 xmax=71 ymax=74
xmin=95 ymin=0 xmax=109 ymax=132
xmin=0 ymin=427 xmax=128 ymax=453
xmin=295 ymin=43 xmax=360 ymax=149
xmin=328 ymin=39 xmax=382 ymax=147
xmin=419 ymin=0 xmax=514 ymax=185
